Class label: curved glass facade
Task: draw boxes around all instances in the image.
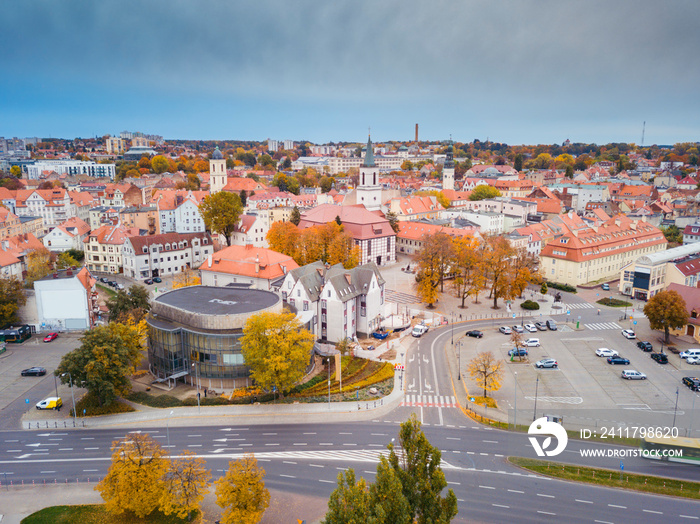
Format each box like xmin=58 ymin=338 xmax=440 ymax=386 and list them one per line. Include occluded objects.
xmin=148 ymin=323 xmax=249 ymax=381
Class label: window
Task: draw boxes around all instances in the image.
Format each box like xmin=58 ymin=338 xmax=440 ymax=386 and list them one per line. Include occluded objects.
xmin=303 ymin=301 xmax=308 ymax=311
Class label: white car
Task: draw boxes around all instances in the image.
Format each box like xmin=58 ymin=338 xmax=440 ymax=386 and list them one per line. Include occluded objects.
xmin=680 ymin=349 xmax=700 ymax=360
xmin=411 ymin=324 xmax=428 ymax=337
xmin=621 ymin=370 xmax=647 ymax=380
xmin=499 ymin=326 xmax=512 ymax=335
xmin=524 ymin=323 xmax=537 ymax=333
xmin=596 ymin=348 xmax=619 ymax=358
xmin=621 ymin=329 xmax=636 ymax=339
xmin=687 ymin=356 xmax=700 ymax=365
xmin=523 ymin=338 xmax=541 ymax=347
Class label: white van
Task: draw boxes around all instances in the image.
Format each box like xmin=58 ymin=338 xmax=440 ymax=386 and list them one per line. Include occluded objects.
xmin=680 ymin=349 xmax=700 ymax=360
xmin=412 ymin=324 xmax=429 ymax=337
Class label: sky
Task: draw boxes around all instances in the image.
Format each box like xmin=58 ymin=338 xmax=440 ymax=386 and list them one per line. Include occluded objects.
xmin=2 ymin=1 xmax=699 ymax=146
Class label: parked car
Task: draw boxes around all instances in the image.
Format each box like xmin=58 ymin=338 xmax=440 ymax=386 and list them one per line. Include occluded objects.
xmin=637 ymin=341 xmax=653 ymax=352
xmin=682 ymin=377 xmax=700 ymax=391
xmin=535 ymin=358 xmax=558 ymax=369
xmin=21 ymin=367 xmax=46 ymax=377
xmin=596 ymin=348 xmax=619 ymax=358
xmin=116 ymin=283 xmax=124 ymax=290
xmin=688 ymin=356 xmax=700 ymax=365
xmin=523 ymin=338 xmax=541 ymax=347
xmin=144 ymin=278 xmax=154 ymax=285
xmin=512 ymin=325 xmax=525 ymax=333
xmin=466 ymin=330 xmax=483 ymax=338
xmin=499 ymin=326 xmax=512 ymax=335
xmin=650 ymin=352 xmax=668 ymax=364
xmin=108 ymin=281 xmax=117 ymax=287
xmin=621 ymin=329 xmax=636 ymax=339
xmin=607 ymin=356 xmax=631 ymax=365
xmin=508 ymin=348 xmax=528 ymax=357
xmin=36 ymin=397 xmax=62 ymax=410
xmin=621 ymin=370 xmax=646 ymax=380
xmin=43 ymin=332 xmax=58 ymax=342
xmin=100 ymin=277 xmax=109 ymax=283
xmin=524 ymin=323 xmax=538 ymax=333
xmin=535 ymin=321 xmax=548 ymax=331
xmin=602 ymin=283 xmax=610 ymax=291
xmin=153 ymin=277 xmax=162 ymax=283
xmin=546 ymin=320 xmax=557 ymax=331
xmin=411 ymin=324 xmax=428 ymax=337
xmin=680 ymin=349 xmax=700 ymax=360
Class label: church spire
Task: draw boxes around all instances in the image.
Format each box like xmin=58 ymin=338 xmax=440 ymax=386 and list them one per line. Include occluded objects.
xmin=362 ymin=134 xmax=375 ymax=167
xmin=444 ymin=137 xmax=454 ymax=169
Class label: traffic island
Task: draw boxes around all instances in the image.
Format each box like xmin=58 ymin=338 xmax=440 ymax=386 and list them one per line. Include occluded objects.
xmin=508 ymin=457 xmax=700 ymax=500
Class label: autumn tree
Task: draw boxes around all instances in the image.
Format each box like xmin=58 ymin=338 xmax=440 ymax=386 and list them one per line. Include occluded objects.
xmin=451 ymin=236 xmax=483 ymax=308
xmin=416 ymin=266 xmax=439 ymax=308
xmin=416 ymin=232 xmax=454 ymax=292
xmin=387 ymin=414 xmax=458 ymax=523
xmin=481 ymin=235 xmax=515 ymax=309
xmin=56 ymin=252 xmax=79 ymax=269
xmin=0 ymin=277 xmax=26 ymax=327
xmin=151 ymin=155 xmax=169 ymax=174
xmin=26 ymin=248 xmax=53 ymax=286
xmin=172 ymin=269 xmax=201 ymax=289
xmin=96 ymin=434 xmax=169 ymax=518
xmin=468 ymin=185 xmax=501 ymax=201
xmin=215 ymin=454 xmax=270 ymax=524
xmin=56 ymin=322 xmax=144 ymax=406
xmin=160 ymin=451 xmax=211 ymax=520
xmin=240 ymin=311 xmax=314 ymax=397
xmin=643 ymin=289 xmax=688 ymax=344
xmin=106 ymin=284 xmax=151 ymax=323
xmin=267 ymin=221 xmax=301 ymax=258
xmin=414 ymin=190 xmax=450 ymax=209
xmin=199 ymin=191 xmax=243 ymax=246
xmin=468 ymin=351 xmax=504 ymax=398
xmin=510 ymin=331 xmax=525 ymax=361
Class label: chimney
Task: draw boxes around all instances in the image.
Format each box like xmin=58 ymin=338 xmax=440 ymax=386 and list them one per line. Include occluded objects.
xmin=245 ymin=244 xmax=253 ymax=250
xmin=208 ymin=254 xmax=212 ymax=267
xmin=415 ymin=123 xmax=418 ymax=142
xmin=255 ymin=254 xmax=260 ymax=274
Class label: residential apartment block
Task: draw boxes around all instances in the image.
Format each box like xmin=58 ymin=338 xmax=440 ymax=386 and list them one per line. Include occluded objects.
xmin=122 ymin=232 xmax=213 ymax=280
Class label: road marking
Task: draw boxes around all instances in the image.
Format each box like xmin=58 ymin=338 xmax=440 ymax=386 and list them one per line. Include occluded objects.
xmin=482 ymin=440 xmax=499 ymax=443
xmin=339 ymin=432 xmax=352 ymax=435
xmin=303 ymin=432 xmax=316 ymax=435
xmin=187 ymin=445 xmax=202 ymax=448
xmin=369 ymin=444 xmax=383 ymax=447
xmin=283 ymin=461 xmax=297 ymax=465
xmin=479 ymin=485 xmax=495 ymax=490
xmin=187 ymin=434 xmax=202 ymax=437
xmin=4 ymin=440 xmax=18 ymax=443
xmin=336 ymin=467 xmax=348 ymax=471
xmin=84 ymin=447 xmax=99 ymax=450
xmin=264 ymin=443 xmax=279 ymax=446
xmin=363 ymin=470 xmax=376 ymax=475
xmin=447 ymin=481 xmax=461 ymax=485
xmin=6 ymin=450 xmax=21 ymax=453
xmin=493 ymin=504 xmax=510 ymax=509
xmin=83 ymin=469 xmax=98 ymax=472
xmin=480 ymin=453 xmax=488 ymax=456
xmin=319 ymin=443 xmax=333 ymax=446
xmin=370 ymin=433 xmax=387 ymax=436
xmin=446 ymin=437 xmax=460 ymax=441
xmin=594 ymin=520 xmax=614 ymax=524
xmin=575 ymin=499 xmax=593 ymax=504
xmin=293 ymin=443 xmax=307 ymax=446
xmin=262 ymin=433 xmax=277 ymax=436
xmin=507 ymin=489 xmax=524 ymax=494
xmin=680 ymin=516 xmax=699 ymax=520
xmin=537 ymin=493 xmax=554 ymax=498
xmin=40 ymin=470 xmax=56 ymax=474
xmin=343 ymin=443 xmax=357 ymax=446
xmin=319 ymin=479 xmax=334 ymax=483
xmin=643 ymin=510 xmax=662 ymax=514
xmin=279 ymin=474 xmax=296 ymax=478
xmin=537 ymin=511 xmax=556 ymax=515
xmin=494 ymin=454 xmax=504 ymax=457
xmin=608 ymin=504 xmax=626 ymax=509
xmin=310 ymin=464 xmax=324 ymax=468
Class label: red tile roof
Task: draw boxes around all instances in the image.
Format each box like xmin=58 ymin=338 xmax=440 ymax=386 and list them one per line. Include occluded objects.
xmin=199 ymin=244 xmax=298 ymax=280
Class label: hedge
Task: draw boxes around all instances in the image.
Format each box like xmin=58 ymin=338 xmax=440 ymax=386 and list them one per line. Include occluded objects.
xmin=520 ymin=300 xmax=540 ymax=310
xmin=545 ymin=281 xmax=577 ymax=293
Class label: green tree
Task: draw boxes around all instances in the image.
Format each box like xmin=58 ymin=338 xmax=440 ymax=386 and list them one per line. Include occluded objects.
xmin=323 ymin=470 xmax=372 ymax=524
xmin=643 ymin=289 xmax=688 ymax=344
xmin=385 ymin=211 xmax=400 ymax=234
xmin=0 ymin=277 xmax=26 ymax=327
xmin=320 ymin=175 xmax=335 ymax=193
xmin=540 ymin=282 xmax=548 ymax=295
xmin=240 ymin=311 xmax=314 ymax=397
xmin=215 ymin=454 xmax=270 ymax=524
xmin=565 ymin=165 xmax=574 ymax=178
xmin=56 ymin=323 xmax=144 ymax=406
xmin=66 ymin=248 xmax=85 ymax=262
xmin=514 ymin=153 xmax=523 ymax=172
xmin=199 ymin=191 xmax=243 ymax=246
xmin=56 ymin=252 xmax=79 ymax=269
xmin=468 ymin=185 xmax=501 ymax=201
xmin=151 ymin=155 xmax=169 ymax=174
xmin=661 ymin=225 xmax=683 ymax=244
xmin=290 ymin=205 xmax=301 ymax=225
xmin=96 ymin=433 xmax=168 ymax=518
xmin=387 ymin=414 xmax=458 ymax=523
xmin=106 ymin=285 xmax=150 ymax=323
xmin=239 ymin=189 xmax=247 ymax=207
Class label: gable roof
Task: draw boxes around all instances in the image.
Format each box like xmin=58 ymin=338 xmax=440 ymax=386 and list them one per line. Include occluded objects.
xmin=199 ymin=244 xmax=298 ymax=280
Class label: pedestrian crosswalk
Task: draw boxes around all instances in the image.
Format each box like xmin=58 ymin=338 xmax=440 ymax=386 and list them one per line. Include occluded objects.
xmin=386 ymin=289 xmax=421 ymax=304
xmin=584 ymin=321 xmax=622 ymax=331
xmin=400 ymin=394 xmax=457 ymax=408
xmin=564 ymin=303 xmax=595 ymax=310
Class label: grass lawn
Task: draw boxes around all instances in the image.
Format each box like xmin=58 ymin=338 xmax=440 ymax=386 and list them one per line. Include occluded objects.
xmin=22 ymin=505 xmax=199 ymax=524
xmin=508 ymin=456 xmax=700 ymax=500
xmin=96 ymin=284 xmax=116 ymax=297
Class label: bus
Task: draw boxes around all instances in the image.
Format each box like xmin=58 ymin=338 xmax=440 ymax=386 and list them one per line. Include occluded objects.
xmin=0 ymin=325 xmax=32 ymax=343
xmin=641 ymin=436 xmax=700 ymax=465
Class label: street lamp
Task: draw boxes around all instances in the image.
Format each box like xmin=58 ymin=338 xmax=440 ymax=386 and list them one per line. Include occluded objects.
xmin=533 ymin=375 xmax=540 ymax=422
xmin=166 ymin=410 xmax=174 ymax=455
xmin=327 ymin=357 xmax=332 ymax=410
xmin=514 ymin=371 xmax=517 ymax=430
xmin=191 ymin=362 xmax=200 ymax=413
xmin=451 ymin=312 xmax=454 ymax=346
xmin=672 ymin=387 xmax=679 ymax=428
xmin=457 ymin=340 xmax=461 ymax=381
xmin=60 ymin=372 xmax=76 ymax=426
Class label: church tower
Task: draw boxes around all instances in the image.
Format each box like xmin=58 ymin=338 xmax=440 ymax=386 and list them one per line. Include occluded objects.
xmin=442 ymin=139 xmax=455 ymax=191
xmin=357 ymin=135 xmax=382 ymax=210
xmin=209 ymin=147 xmax=227 ymax=194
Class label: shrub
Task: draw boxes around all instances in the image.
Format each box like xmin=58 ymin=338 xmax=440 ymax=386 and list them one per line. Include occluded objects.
xmin=76 ymin=391 xmax=136 ymax=416
xmin=520 ymin=300 xmax=540 ymax=310
xmin=546 ymin=281 xmax=577 ymax=293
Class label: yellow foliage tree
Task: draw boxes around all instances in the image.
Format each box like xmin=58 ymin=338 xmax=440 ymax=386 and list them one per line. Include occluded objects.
xmin=96 ymin=434 xmax=169 ymax=518
xmin=25 ymin=248 xmax=53 ymax=286
xmin=172 ymin=269 xmax=201 ymax=289
xmin=240 ymin=311 xmax=314 ymax=397
xmin=416 ymin=266 xmax=439 ymax=307
xmin=160 ymin=451 xmax=211 ymax=520
xmin=215 ymin=454 xmax=270 ymax=524
xmin=266 ymin=221 xmax=301 ymax=258
xmin=451 ymin=236 xmax=482 ymax=308
xmin=467 ymin=351 xmax=503 ymax=398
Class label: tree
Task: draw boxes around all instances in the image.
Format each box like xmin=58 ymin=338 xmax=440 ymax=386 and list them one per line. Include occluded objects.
xmin=387 ymin=414 xmax=458 ymax=523
xmin=416 ymin=267 xmax=439 ymax=308
xmin=510 ymin=331 xmax=525 ymax=361
xmin=240 ymin=311 xmax=314 ymax=397
xmin=414 ymin=190 xmax=450 ymax=210
xmin=661 ymin=225 xmax=683 ymax=244
xmin=239 ymin=189 xmax=248 ymax=207
xmin=481 ymin=235 xmax=516 ymax=309
xmin=106 ymin=285 xmax=151 ymax=323
xmin=451 ymin=236 xmax=483 ymax=308
xmin=26 ymin=248 xmax=53 ymax=286
xmin=0 ymin=277 xmax=26 ymax=327
xmin=10 ymin=165 xmax=22 ymax=178
xmin=56 ymin=252 xmax=79 ymax=269
xmin=323 ymin=470 xmax=372 ymax=524
xmin=416 ymin=232 xmax=455 ymax=293
xmin=565 ymin=165 xmax=574 ymax=178
xmin=267 ymin=221 xmax=301 ymax=257
xmin=172 ymin=270 xmax=201 ymax=289
xmin=644 ymin=290 xmax=688 ymax=344
xmin=290 ymin=206 xmax=301 ymax=225
xmin=138 ymin=155 xmax=152 ymax=170
xmin=319 ymin=175 xmax=335 ymax=193
xmin=96 ymin=433 xmax=168 ymax=518
xmin=385 ymin=211 xmax=400 ymax=234
xmin=540 ymin=282 xmax=548 ymax=296
xmin=468 ymin=351 xmax=504 ymax=398
xmin=215 ymin=454 xmax=270 ymax=524
xmin=468 ymin=185 xmax=501 ymax=201
xmin=56 ymin=322 xmax=144 ymax=406
xmin=199 ymin=191 xmax=243 ymax=246
xmin=151 ymin=155 xmax=169 ymax=174
xmin=66 ymin=248 xmax=85 ymax=262
xmin=160 ymin=451 xmax=211 ymax=520
xmin=327 ymin=231 xmax=360 ymax=269
xmin=514 ymin=153 xmax=523 ymax=172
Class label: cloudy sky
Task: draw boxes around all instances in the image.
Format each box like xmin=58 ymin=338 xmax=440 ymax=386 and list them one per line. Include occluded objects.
xmin=1 ymin=1 xmax=698 ymax=145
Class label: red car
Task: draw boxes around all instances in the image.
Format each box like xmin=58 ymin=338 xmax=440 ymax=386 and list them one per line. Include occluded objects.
xmin=43 ymin=332 xmax=58 ymax=342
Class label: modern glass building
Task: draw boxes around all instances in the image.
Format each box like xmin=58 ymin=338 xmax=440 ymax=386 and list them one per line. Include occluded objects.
xmin=147 ymin=285 xmax=282 ymax=390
